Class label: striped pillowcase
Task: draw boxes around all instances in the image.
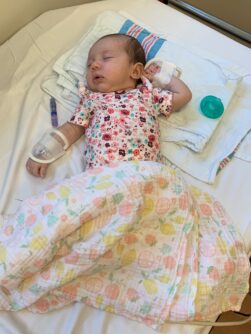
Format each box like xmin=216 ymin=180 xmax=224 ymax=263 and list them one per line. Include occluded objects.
xmin=119 ymin=19 xmax=165 ymax=62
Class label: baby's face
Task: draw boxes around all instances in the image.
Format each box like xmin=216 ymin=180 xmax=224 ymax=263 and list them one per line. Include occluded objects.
xmin=86 ymin=37 xmax=137 ymax=93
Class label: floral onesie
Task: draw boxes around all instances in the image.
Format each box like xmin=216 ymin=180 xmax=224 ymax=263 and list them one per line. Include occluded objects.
xmin=69 ymin=77 xmax=173 ymax=169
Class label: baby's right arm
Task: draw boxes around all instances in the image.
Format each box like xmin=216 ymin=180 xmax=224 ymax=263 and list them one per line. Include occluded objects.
xmin=26 ymin=122 xmax=85 ymax=178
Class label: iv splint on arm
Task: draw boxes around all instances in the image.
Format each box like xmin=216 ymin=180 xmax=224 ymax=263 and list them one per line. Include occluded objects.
xmin=29 ymin=128 xmax=70 ymax=164
xmin=145 ymin=58 xmax=181 ymax=88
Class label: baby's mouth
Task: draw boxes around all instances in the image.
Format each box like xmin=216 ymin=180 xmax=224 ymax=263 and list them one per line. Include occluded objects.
xmin=94 ymin=74 xmax=104 ymax=81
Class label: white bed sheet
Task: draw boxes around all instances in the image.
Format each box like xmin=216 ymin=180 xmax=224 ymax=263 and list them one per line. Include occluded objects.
xmin=0 ymin=0 xmax=250 ymax=333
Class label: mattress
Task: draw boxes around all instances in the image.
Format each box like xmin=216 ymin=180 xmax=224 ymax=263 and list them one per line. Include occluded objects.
xmin=0 ymin=0 xmax=250 ymax=333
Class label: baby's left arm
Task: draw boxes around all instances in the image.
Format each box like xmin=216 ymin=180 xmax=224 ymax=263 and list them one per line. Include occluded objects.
xmin=144 ymin=60 xmax=192 ymax=112
xmin=166 ymin=76 xmax=192 ymax=112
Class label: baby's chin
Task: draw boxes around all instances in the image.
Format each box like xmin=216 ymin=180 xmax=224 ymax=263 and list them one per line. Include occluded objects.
xmin=86 ymin=83 xmax=112 ymax=93
xmin=87 ymin=82 xmax=137 ymax=93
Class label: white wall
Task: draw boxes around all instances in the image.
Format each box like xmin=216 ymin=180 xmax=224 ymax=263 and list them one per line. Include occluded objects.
xmin=0 ymin=0 xmax=100 ymax=44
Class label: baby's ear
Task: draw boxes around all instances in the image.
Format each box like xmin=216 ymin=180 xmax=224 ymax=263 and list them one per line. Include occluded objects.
xmin=131 ymin=63 xmax=145 ymax=80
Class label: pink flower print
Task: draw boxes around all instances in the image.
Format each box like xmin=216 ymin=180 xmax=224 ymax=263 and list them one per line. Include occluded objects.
xmin=120 ymin=109 xmax=130 ymax=116
xmin=103 ymin=249 xmax=113 ymax=259
xmin=229 ymin=294 xmax=239 ymax=305
xmin=34 ymin=259 xmax=46 ymax=268
xmin=153 ymin=95 xmax=159 ymax=103
xmin=51 ymin=299 xmax=59 ymax=307
xmin=145 ymin=234 xmax=157 ymax=246
xmin=42 ymin=204 xmax=53 ymax=215
xmin=213 ymin=201 xmax=226 ymax=218
xmin=138 ymin=250 xmax=155 ymax=269
xmin=157 ymin=177 xmax=168 ymax=189
xmin=119 ymin=117 xmax=126 ymax=126
xmin=107 ymin=148 xmax=114 ymax=155
xmin=177 ymin=263 xmax=190 ymax=276
xmin=108 ymin=153 xmax=115 ymax=160
xmin=224 ymin=260 xmax=236 ymax=274
xmin=25 ymin=214 xmax=37 ymax=226
xmin=34 ymin=298 xmax=50 ymax=312
xmin=105 ymin=283 xmax=120 ymax=300
xmin=144 ymin=182 xmax=154 ymax=194
xmin=163 ymin=256 xmax=176 ymax=269
xmin=179 ymin=193 xmax=189 ymax=210
xmin=143 ymin=316 xmax=155 ymax=327
xmin=60 ymin=284 xmax=79 ymax=300
xmin=111 ymin=141 xmax=119 ymax=148
xmin=124 ymin=233 xmax=138 ymax=245
xmin=155 ymin=197 xmax=171 ymax=215
xmin=133 ymin=149 xmax=140 ymax=156
xmin=126 ymin=288 xmax=139 ymax=302
xmin=102 ymin=134 xmax=112 ymax=141
xmin=3 ymin=225 xmax=14 ymax=236
xmin=88 ymin=166 xmax=104 ymax=175
xmin=193 ymin=257 xmax=199 ymax=272
xmin=80 ymin=212 xmax=93 ymax=223
xmin=41 ymin=270 xmax=51 ymax=281
xmin=208 ymin=266 xmax=220 ymax=280
xmin=84 ymin=277 xmax=103 ymax=293
xmin=60 ymin=214 xmax=68 ymax=222
xmin=93 ymin=197 xmax=106 ymax=208
xmin=107 ymin=108 xmax=114 ymax=114
xmin=118 ymin=201 xmax=134 ymax=216
xmin=199 ymin=203 xmax=212 ymax=216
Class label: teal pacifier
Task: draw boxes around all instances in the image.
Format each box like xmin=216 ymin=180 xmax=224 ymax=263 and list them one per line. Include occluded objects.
xmin=200 ymin=95 xmax=224 ymax=119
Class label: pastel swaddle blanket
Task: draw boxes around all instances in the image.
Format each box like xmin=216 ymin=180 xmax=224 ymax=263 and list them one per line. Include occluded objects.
xmin=0 ymin=161 xmax=249 ymax=330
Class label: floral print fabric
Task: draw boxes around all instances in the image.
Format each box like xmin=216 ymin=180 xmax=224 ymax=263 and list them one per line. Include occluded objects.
xmin=0 ymin=161 xmax=249 ymax=330
xmin=69 ymin=78 xmax=172 ymax=169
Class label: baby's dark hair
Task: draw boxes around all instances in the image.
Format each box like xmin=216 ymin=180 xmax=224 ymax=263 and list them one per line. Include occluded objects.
xmin=97 ymin=33 xmax=146 ymax=66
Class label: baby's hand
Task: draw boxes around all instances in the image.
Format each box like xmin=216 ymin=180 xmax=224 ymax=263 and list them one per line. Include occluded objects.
xmin=144 ymin=62 xmax=161 ymax=82
xmin=26 ymin=158 xmax=49 ymax=178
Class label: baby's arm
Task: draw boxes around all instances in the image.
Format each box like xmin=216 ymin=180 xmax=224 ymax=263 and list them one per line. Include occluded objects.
xmin=144 ymin=60 xmax=192 ymax=112
xmin=166 ymin=76 xmax=192 ymax=112
xmin=26 ymin=122 xmax=85 ymax=178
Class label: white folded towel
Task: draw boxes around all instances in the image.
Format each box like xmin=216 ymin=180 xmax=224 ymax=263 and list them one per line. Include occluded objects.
xmin=160 ymin=75 xmax=251 ymax=183
xmin=156 ymin=42 xmax=241 ymax=152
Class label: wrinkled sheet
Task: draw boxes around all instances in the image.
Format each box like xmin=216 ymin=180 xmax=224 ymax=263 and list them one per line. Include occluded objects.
xmin=0 ymin=161 xmax=249 ymax=330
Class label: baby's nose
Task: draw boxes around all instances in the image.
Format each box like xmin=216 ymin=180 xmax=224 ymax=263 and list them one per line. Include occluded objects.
xmin=91 ymin=61 xmax=101 ymax=70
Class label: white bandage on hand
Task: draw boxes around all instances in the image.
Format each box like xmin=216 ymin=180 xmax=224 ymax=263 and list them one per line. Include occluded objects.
xmin=145 ymin=58 xmax=181 ymax=88
xmin=29 ymin=129 xmax=70 ymax=164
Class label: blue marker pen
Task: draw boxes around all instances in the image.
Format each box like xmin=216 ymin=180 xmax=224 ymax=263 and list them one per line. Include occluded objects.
xmin=50 ymin=97 xmax=58 ymax=128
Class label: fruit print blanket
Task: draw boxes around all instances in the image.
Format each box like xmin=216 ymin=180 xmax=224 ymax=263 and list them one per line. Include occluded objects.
xmin=0 ymin=161 xmax=249 ymax=330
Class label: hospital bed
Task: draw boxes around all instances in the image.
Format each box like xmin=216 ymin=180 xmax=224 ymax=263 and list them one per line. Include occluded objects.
xmin=0 ymin=0 xmax=250 ymax=333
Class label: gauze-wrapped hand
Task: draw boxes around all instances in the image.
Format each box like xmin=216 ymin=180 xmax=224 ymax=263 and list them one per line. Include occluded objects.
xmin=29 ymin=129 xmax=70 ymax=164
xmin=145 ymin=58 xmax=181 ymax=88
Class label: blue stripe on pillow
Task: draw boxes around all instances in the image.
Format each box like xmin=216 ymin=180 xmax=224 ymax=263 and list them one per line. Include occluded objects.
xmin=119 ymin=19 xmax=165 ymax=62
